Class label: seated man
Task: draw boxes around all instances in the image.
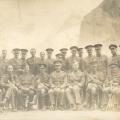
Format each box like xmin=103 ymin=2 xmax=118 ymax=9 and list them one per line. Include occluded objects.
xmin=85 ymin=63 xmax=103 ymax=110
xmin=48 ymin=60 xmax=67 ymax=110
xmin=18 ymin=64 xmax=36 ymax=110
xmin=66 ymin=62 xmax=85 ymax=110
xmin=0 ymin=65 xmax=19 ymax=111
xmin=35 ymin=64 xmax=50 ymax=110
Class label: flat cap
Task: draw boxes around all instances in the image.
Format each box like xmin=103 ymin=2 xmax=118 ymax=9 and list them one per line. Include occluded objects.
xmin=85 ymin=45 xmax=93 ymax=49
xmin=46 ymin=48 xmax=54 ymax=52
xmin=109 ymin=44 xmax=117 ymax=49
xmin=56 ymin=53 xmax=63 ymax=57
xmin=12 ymin=48 xmax=20 ymax=52
xmin=21 ymin=49 xmax=28 ymax=53
xmin=70 ymin=46 xmax=78 ymax=50
xmin=60 ymin=48 xmax=68 ymax=51
xmin=94 ymin=44 xmax=103 ymax=48
xmin=78 ymin=48 xmax=83 ymax=51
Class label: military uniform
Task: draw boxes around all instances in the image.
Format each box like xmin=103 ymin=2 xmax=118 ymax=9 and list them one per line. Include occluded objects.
xmin=78 ymin=48 xmax=86 ymax=72
xmin=84 ymin=45 xmax=96 ymax=73
xmin=45 ymin=48 xmax=55 ymax=74
xmin=106 ymin=45 xmax=120 ymax=110
xmin=67 ymin=70 xmax=85 ymax=108
xmin=48 ymin=60 xmax=67 ymax=109
xmin=1 ymin=70 xmax=19 ymax=110
xmin=66 ymin=46 xmax=80 ymax=71
xmin=9 ymin=48 xmax=21 ymax=75
xmin=27 ymin=57 xmax=39 ymax=75
xmin=18 ymin=72 xmax=35 ymax=109
xmin=0 ymin=57 xmax=8 ymax=75
xmin=36 ymin=64 xmax=50 ymax=109
xmin=19 ymin=49 xmax=28 ymax=74
xmin=86 ymin=69 xmax=103 ymax=109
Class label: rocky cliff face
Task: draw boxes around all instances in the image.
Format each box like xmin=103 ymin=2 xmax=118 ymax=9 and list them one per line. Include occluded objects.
xmin=80 ymin=0 xmax=120 ymax=43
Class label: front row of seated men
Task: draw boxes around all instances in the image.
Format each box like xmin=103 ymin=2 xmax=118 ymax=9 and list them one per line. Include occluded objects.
xmin=0 ymin=59 xmax=120 ymax=111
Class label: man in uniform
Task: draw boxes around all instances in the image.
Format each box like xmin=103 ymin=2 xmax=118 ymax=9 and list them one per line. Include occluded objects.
xmin=27 ymin=48 xmax=39 ymax=75
xmin=66 ymin=62 xmax=85 ymax=110
xmin=94 ymin=44 xmax=108 ymax=108
xmin=106 ymin=44 xmax=120 ymax=110
xmin=45 ymin=48 xmax=54 ymax=74
xmin=55 ymin=53 xmax=67 ymax=71
xmin=0 ymin=50 xmax=8 ymax=75
xmin=60 ymin=48 xmax=68 ymax=60
xmin=48 ymin=60 xmax=67 ymax=110
xmin=84 ymin=45 xmax=95 ymax=73
xmin=35 ymin=64 xmax=50 ymax=110
xmin=9 ymin=48 xmax=21 ymax=75
xmin=66 ymin=46 xmax=80 ymax=71
xmin=39 ymin=52 xmax=47 ymax=65
xmin=18 ymin=64 xmax=36 ymax=110
xmin=19 ymin=49 xmax=28 ymax=74
xmin=78 ymin=48 xmax=85 ymax=72
xmin=85 ymin=63 xmax=103 ymax=110
xmin=1 ymin=65 xmax=19 ymax=111
xmin=59 ymin=48 xmax=68 ymax=71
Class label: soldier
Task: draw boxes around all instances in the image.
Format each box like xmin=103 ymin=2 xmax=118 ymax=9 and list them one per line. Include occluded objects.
xmin=59 ymin=48 xmax=68 ymax=60
xmin=39 ymin=52 xmax=47 ymax=65
xmin=66 ymin=62 xmax=85 ymax=110
xmin=9 ymin=48 xmax=21 ymax=75
xmin=85 ymin=63 xmax=103 ymax=110
xmin=78 ymin=48 xmax=85 ymax=72
xmin=84 ymin=45 xmax=95 ymax=73
xmin=66 ymin=46 xmax=80 ymax=71
xmin=0 ymin=50 xmax=8 ymax=75
xmin=18 ymin=64 xmax=36 ymax=110
xmin=48 ymin=60 xmax=67 ymax=110
xmin=55 ymin=53 xmax=63 ymax=61
xmin=45 ymin=48 xmax=54 ymax=74
xmin=1 ymin=65 xmax=19 ymax=111
xmin=27 ymin=48 xmax=39 ymax=75
xmin=59 ymin=48 xmax=68 ymax=71
xmin=35 ymin=64 xmax=50 ymax=110
xmin=94 ymin=44 xmax=108 ymax=108
xmin=55 ymin=53 xmax=67 ymax=71
xmin=106 ymin=44 xmax=120 ymax=110
xmin=19 ymin=49 xmax=28 ymax=74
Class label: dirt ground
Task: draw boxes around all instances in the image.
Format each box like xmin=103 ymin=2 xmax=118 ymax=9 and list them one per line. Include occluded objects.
xmin=0 ymin=111 xmax=120 ymax=120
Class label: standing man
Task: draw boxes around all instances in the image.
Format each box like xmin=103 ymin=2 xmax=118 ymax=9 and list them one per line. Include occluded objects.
xmin=27 ymin=48 xmax=39 ymax=75
xmin=60 ymin=48 xmax=68 ymax=60
xmin=78 ymin=47 xmax=85 ymax=72
xmin=9 ymin=48 xmax=21 ymax=75
xmin=84 ymin=45 xmax=95 ymax=73
xmin=46 ymin=48 xmax=54 ymax=74
xmin=94 ymin=44 xmax=108 ymax=76
xmin=107 ymin=44 xmax=120 ymax=110
xmin=48 ymin=60 xmax=67 ymax=110
xmin=60 ymin=48 xmax=68 ymax=71
xmin=39 ymin=52 xmax=47 ymax=65
xmin=0 ymin=50 xmax=8 ymax=75
xmin=66 ymin=46 xmax=80 ymax=71
xmin=19 ymin=49 xmax=28 ymax=74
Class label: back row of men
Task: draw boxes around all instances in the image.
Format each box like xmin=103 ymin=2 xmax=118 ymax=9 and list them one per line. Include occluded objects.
xmin=0 ymin=44 xmax=119 ymax=111
xmin=0 ymin=44 xmax=119 ymax=75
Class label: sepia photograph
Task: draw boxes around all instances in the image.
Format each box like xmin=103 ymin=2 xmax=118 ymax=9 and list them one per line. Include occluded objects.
xmin=0 ymin=0 xmax=120 ymax=120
